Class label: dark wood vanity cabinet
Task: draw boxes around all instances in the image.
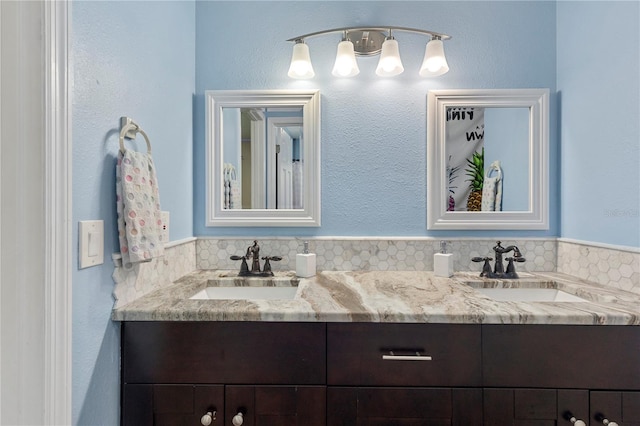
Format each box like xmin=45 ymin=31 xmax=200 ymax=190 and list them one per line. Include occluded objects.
xmin=483 ymin=325 xmax=640 ymax=426
xmin=121 ymin=322 xmax=326 ymax=426
xmin=121 ymin=322 xmax=639 ymax=425
xmin=326 ymin=323 xmax=484 ymax=425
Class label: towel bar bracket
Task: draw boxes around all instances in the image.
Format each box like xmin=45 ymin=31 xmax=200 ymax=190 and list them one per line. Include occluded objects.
xmin=120 ymin=116 xmax=137 ymax=139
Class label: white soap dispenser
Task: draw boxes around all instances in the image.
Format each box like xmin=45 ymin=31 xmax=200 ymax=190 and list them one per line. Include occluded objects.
xmin=296 ymin=241 xmax=316 ymax=278
xmin=434 ymin=240 xmax=454 ymax=277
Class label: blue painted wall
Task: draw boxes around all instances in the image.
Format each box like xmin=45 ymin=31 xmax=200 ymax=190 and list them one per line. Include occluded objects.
xmin=484 ymin=107 xmax=530 ymax=212
xmin=194 ymin=1 xmax=558 ymax=238
xmin=557 ymin=1 xmax=640 ymax=248
xmin=72 ymin=1 xmax=195 ymax=424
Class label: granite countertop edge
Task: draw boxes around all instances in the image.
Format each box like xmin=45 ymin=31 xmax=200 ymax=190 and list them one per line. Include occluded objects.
xmin=111 ymin=270 xmax=640 ymax=325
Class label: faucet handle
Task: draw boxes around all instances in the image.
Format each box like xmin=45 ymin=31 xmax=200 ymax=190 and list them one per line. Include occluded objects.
xmin=261 ymin=256 xmax=282 ymax=275
xmin=230 ymin=255 xmax=250 ymax=276
xmin=263 ymin=256 xmax=283 ymax=262
xmin=472 ymin=257 xmax=493 ymax=278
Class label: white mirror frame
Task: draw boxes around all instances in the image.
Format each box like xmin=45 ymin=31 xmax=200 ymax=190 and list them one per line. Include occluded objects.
xmin=427 ymin=88 xmax=549 ymax=230
xmin=205 ymin=89 xmax=321 ymax=227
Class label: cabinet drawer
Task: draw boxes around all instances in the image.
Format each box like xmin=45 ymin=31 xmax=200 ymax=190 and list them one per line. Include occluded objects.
xmin=483 ymin=325 xmax=640 ymax=389
xmin=327 ymin=323 xmax=481 ymax=386
xmin=123 ymin=322 xmax=326 ymax=384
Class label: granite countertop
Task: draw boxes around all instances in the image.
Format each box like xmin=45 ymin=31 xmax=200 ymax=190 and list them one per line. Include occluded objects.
xmin=111 ymin=270 xmax=640 ymax=325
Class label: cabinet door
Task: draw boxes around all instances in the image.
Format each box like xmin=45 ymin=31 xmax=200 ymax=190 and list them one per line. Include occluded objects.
xmin=122 ymin=384 xmax=153 ymax=426
xmin=154 ymin=385 xmax=224 ymax=426
xmin=122 ymin=384 xmax=224 ymax=426
xmin=327 ymin=387 xmax=482 ymax=426
xmin=483 ymin=388 xmax=589 ymax=426
xmin=225 ymin=385 xmax=326 ymax=426
xmin=591 ymin=391 xmax=640 ymax=426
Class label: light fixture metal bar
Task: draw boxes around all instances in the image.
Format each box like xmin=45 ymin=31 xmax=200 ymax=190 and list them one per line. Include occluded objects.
xmin=287 ymin=26 xmax=451 ymax=43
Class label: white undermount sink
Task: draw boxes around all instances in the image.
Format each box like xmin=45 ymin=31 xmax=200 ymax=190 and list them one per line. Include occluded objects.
xmin=473 ymin=287 xmax=588 ymax=302
xmin=190 ymin=286 xmax=299 ymax=301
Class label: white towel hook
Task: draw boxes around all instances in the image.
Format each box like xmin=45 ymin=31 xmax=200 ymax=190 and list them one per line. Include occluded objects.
xmin=119 ymin=116 xmax=152 ymax=155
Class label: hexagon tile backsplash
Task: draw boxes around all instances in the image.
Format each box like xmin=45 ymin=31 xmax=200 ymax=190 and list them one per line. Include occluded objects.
xmin=112 ymin=237 xmax=638 ymax=309
xmin=557 ymin=239 xmax=639 ymax=295
xmin=196 ymin=238 xmax=557 ymax=274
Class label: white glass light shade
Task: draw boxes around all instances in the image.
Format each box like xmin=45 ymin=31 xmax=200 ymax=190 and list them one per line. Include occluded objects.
xmin=419 ymin=38 xmax=449 ymax=77
xmin=375 ymin=38 xmax=404 ymax=77
xmin=331 ymin=40 xmax=360 ymax=77
xmin=287 ymin=42 xmax=315 ymax=79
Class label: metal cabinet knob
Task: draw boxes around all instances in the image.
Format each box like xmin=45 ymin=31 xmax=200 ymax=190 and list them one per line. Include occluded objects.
xmin=201 ymin=410 xmax=216 ymax=425
xmin=569 ymin=417 xmax=586 ymax=426
xmin=564 ymin=410 xmax=586 ymax=426
xmin=232 ymin=412 xmax=244 ymax=426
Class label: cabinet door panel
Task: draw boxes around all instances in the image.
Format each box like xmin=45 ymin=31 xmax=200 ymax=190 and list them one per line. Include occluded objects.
xmin=226 ymin=385 xmax=326 ymax=426
xmin=154 ymin=385 xmax=223 ymax=426
xmin=122 ymin=384 xmax=153 ymax=426
xmin=557 ymin=390 xmax=589 ymax=426
xmin=592 ymin=391 xmax=640 ymax=425
xmin=153 ymin=385 xmax=193 ymax=414
xmin=484 ymin=389 xmax=558 ymax=426
xmin=624 ymin=392 xmax=640 ymax=421
xmin=483 ymin=388 xmax=515 ymax=426
xmin=327 ymin=387 xmax=482 ymax=426
xmin=358 ymin=420 xmax=451 ymax=426
xmin=514 ymin=389 xmax=557 ymax=420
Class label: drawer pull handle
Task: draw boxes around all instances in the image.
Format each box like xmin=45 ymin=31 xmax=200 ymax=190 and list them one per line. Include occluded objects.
xmin=382 ymin=351 xmax=432 ymax=361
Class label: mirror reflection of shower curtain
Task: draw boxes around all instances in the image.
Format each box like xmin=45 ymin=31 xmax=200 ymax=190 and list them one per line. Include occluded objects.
xmin=446 ymin=108 xmax=485 ymax=211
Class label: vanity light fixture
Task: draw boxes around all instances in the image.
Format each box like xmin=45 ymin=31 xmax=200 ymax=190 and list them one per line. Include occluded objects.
xmin=287 ymin=26 xmax=451 ymax=79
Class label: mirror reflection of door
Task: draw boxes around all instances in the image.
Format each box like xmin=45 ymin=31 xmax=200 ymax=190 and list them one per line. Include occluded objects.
xmin=268 ymin=119 xmax=303 ymax=209
xmin=222 ymin=106 xmax=303 ymax=210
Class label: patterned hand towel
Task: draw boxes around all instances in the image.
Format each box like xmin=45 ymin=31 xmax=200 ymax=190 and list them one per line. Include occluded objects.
xmin=116 ymin=150 xmax=164 ymax=264
xmin=481 ymin=160 xmax=503 ymax=212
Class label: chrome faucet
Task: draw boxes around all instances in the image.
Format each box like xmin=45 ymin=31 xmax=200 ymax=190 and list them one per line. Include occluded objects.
xmin=230 ymin=240 xmax=282 ymax=277
xmin=472 ymin=241 xmax=526 ymax=278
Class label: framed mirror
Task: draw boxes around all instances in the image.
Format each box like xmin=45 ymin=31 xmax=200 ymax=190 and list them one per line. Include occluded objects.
xmin=427 ymin=89 xmax=549 ymax=230
xmin=205 ymin=90 xmax=321 ymax=226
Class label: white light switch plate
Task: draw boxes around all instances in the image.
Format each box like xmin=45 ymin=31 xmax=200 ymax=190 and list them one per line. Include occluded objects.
xmin=79 ymin=220 xmax=104 ymax=269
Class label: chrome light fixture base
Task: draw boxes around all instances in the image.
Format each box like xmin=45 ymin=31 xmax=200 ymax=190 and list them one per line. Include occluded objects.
xmin=348 ymin=30 xmax=387 ymax=56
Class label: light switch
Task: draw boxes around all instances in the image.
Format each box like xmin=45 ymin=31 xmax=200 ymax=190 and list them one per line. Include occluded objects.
xmin=79 ymin=220 xmax=104 ymax=269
